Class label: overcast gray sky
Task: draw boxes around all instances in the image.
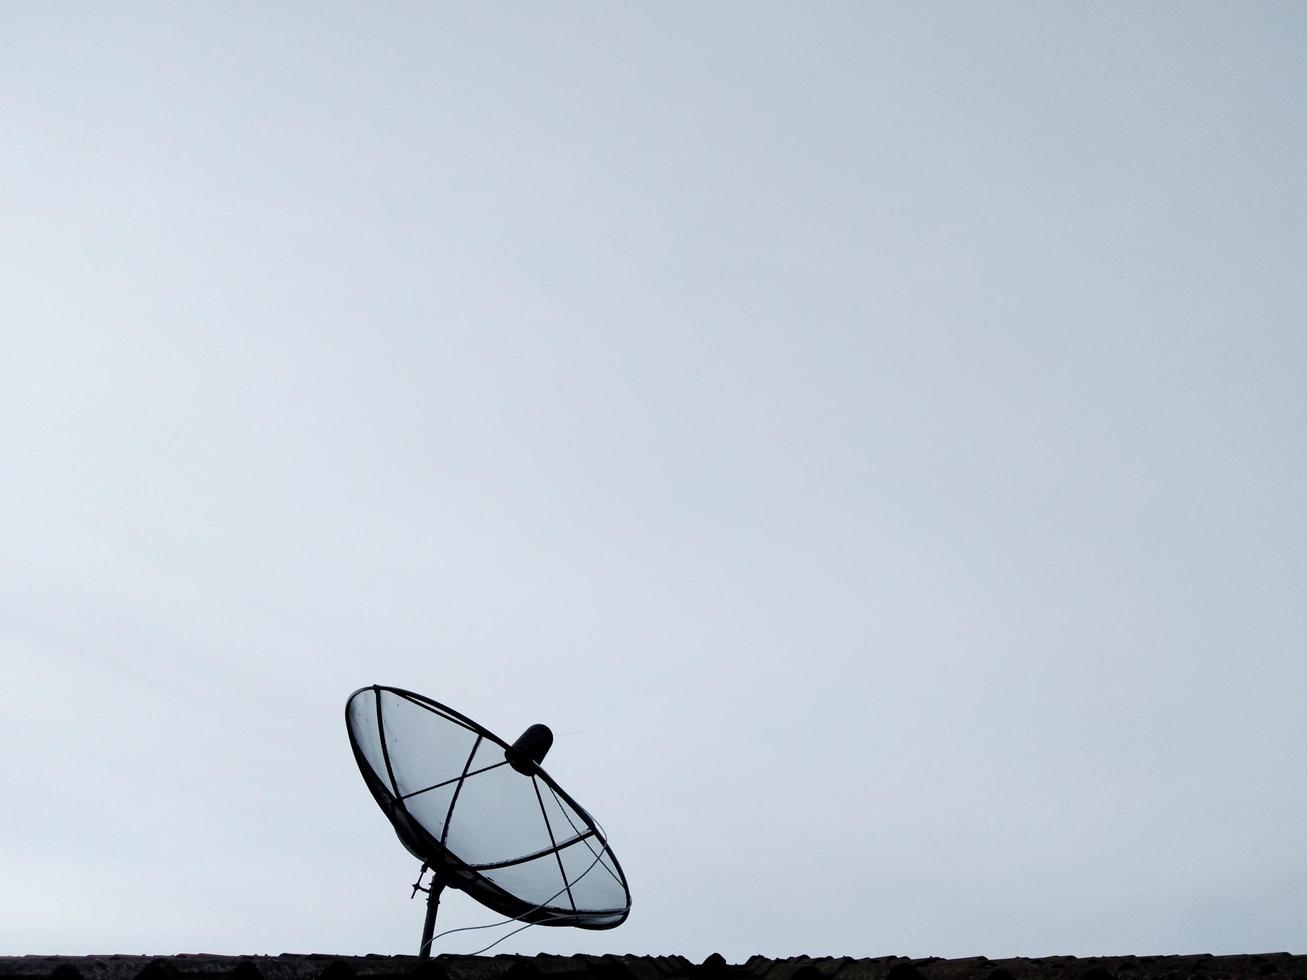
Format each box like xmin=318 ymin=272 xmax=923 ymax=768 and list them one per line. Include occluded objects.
xmin=2 ymin=1 xmax=1305 ymax=963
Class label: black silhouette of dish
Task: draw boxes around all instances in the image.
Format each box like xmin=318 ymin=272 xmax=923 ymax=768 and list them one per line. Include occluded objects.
xmin=345 ymin=685 xmax=631 ymax=929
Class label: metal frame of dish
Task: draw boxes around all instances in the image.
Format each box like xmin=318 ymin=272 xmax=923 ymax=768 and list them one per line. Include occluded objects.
xmin=345 ymin=685 xmax=632 ymax=957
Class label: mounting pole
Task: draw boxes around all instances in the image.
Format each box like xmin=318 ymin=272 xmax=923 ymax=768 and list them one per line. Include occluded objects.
xmin=418 ymin=876 xmax=446 ymax=960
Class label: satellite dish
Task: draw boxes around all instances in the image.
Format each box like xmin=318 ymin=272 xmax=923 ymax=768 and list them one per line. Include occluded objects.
xmin=345 ymin=685 xmax=631 ymax=956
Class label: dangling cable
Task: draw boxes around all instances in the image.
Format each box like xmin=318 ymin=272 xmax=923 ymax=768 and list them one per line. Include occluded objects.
xmin=424 ymin=844 xmax=608 ymax=954
xmin=468 ymin=914 xmax=570 ymax=956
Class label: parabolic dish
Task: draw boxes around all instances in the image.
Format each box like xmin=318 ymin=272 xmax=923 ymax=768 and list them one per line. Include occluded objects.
xmin=346 ymin=685 xmax=631 ymax=929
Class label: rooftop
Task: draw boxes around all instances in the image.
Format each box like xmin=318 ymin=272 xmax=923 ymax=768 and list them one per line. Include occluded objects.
xmin=1 ymin=953 xmax=1302 ymax=980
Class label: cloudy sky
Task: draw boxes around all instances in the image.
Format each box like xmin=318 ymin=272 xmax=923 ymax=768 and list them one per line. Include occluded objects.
xmin=2 ymin=1 xmax=1304 ymax=963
